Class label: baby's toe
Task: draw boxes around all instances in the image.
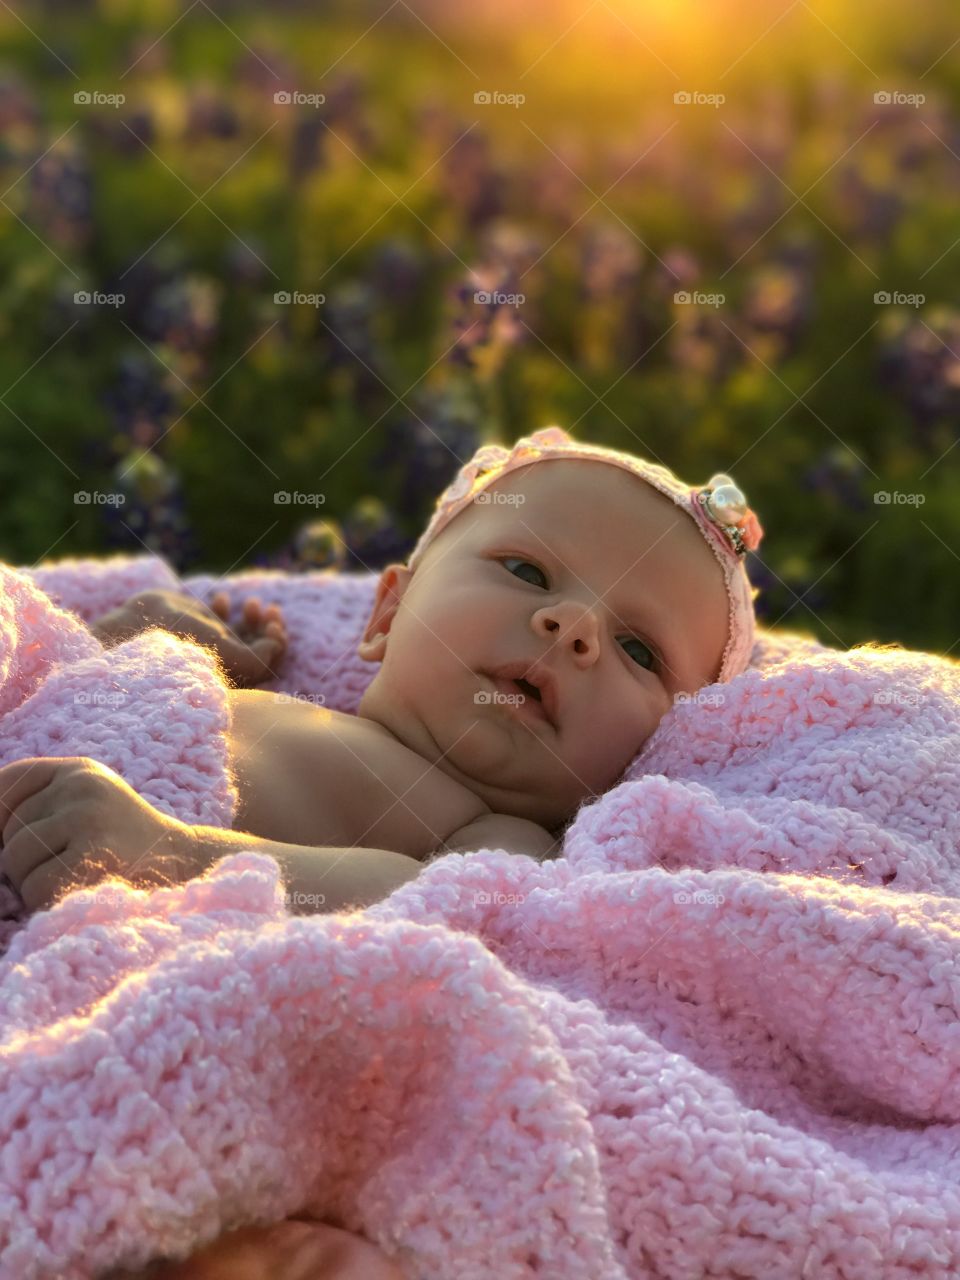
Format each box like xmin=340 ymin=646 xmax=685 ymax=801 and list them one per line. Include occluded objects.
xmin=242 ymin=597 xmax=263 ymax=626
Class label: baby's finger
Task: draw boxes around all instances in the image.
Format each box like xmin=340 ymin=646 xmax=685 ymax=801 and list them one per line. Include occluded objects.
xmin=19 ymin=848 xmax=77 ymax=915
xmin=210 ymin=591 xmax=230 ymax=618
xmin=1 ymin=788 xmax=53 ymax=850
xmin=1 ymin=814 xmax=68 ymax=897
xmin=0 ymin=759 xmax=66 ymax=843
xmin=229 ymin=635 xmax=286 ymax=687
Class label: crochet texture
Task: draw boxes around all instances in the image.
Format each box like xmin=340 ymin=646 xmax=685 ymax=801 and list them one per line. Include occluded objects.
xmin=0 ymin=553 xmax=955 ymax=1279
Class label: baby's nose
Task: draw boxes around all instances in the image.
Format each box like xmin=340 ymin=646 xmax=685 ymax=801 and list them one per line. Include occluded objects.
xmin=532 ymin=600 xmax=601 ymax=656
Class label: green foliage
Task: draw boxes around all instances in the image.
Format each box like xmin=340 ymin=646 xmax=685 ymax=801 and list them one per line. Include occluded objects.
xmin=0 ymin=0 xmax=956 ymax=658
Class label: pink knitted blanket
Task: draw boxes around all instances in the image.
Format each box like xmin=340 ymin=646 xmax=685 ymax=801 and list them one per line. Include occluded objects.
xmin=3 ymin=553 xmax=960 ymax=1279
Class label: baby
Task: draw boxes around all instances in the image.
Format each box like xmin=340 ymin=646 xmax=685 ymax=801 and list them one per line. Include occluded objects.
xmin=4 ymin=427 xmax=762 ymax=1279
xmin=6 ymin=427 xmax=763 ymax=917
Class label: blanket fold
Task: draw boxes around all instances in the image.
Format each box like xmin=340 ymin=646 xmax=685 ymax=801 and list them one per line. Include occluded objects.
xmin=1 ymin=551 xmax=959 ymax=1280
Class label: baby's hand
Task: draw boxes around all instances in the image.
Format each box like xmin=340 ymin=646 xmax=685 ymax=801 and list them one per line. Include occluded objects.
xmin=91 ymin=588 xmax=287 ymax=688
xmin=209 ymin=591 xmax=288 ymax=687
xmin=0 ymin=756 xmax=199 ymax=913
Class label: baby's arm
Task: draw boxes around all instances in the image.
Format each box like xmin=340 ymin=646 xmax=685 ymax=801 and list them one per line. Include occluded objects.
xmin=438 ymin=813 xmax=562 ymax=861
xmin=90 ymin=589 xmax=287 ymax=687
xmin=186 ymin=814 xmax=561 ymax=917
xmin=104 ymin=1215 xmax=408 ymax=1279
xmin=186 ymin=824 xmax=424 ymax=914
xmin=103 ymin=1215 xmax=408 ymax=1280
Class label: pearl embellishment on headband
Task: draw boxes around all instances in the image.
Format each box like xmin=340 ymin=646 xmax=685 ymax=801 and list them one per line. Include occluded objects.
xmin=699 ymin=473 xmax=763 ymax=557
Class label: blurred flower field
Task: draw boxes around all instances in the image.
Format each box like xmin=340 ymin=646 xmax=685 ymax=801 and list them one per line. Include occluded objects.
xmin=0 ymin=0 xmax=958 ymax=655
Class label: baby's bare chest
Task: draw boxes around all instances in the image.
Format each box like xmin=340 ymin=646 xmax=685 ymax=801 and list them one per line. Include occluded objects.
xmin=226 ymin=689 xmax=485 ymax=859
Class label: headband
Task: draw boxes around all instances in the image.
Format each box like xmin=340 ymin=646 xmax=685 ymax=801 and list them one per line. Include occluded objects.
xmin=406 ymin=426 xmax=764 ymax=683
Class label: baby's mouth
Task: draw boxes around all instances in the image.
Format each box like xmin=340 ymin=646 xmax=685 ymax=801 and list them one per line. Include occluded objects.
xmin=514 ymin=677 xmax=542 ymax=702
xmin=481 ymin=669 xmax=556 ymax=730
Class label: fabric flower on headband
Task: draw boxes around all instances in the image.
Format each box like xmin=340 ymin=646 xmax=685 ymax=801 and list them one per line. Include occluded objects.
xmin=441 ymin=443 xmax=511 ymax=505
xmin=698 ymin=472 xmax=764 ymax=557
xmin=441 ymin=429 xmax=577 ymax=504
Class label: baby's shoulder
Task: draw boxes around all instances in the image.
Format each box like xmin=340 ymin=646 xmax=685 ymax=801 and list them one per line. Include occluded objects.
xmin=228 ymin=688 xmax=487 ymax=858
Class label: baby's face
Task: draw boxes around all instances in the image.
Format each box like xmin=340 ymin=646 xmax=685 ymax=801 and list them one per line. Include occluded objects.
xmin=357 ymin=458 xmax=729 ymax=829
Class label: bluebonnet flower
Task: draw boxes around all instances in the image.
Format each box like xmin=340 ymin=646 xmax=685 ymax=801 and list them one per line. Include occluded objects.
xmin=876 ymin=306 xmax=960 ymax=437
xmin=477 ymin=220 xmax=545 ymax=283
xmin=668 ymin=305 xmax=739 ymax=384
xmin=342 ymin=496 xmax=414 ymax=570
xmin=740 ymin=260 xmax=813 ymax=361
xmin=0 ymin=72 xmax=40 ymax=140
xmin=369 ymin=237 xmax=425 ymax=308
xmin=371 ymin=388 xmax=482 ymax=523
xmin=101 ymin=351 xmax=178 ymax=447
xmin=290 ymin=114 xmax=326 ymax=183
xmin=834 ymin=165 xmax=902 ymax=244
xmin=579 ymin=222 xmax=642 ymax=302
xmin=801 ymin=447 xmax=869 ymax=512
xmin=223 ymin=239 xmax=272 ymax=289
xmin=321 ymin=281 xmax=386 ymax=402
xmin=439 ymin=129 xmax=502 ymax=230
xmin=748 ymin=556 xmax=831 ymax=626
xmin=649 ymin=245 xmax=701 ymax=303
xmin=104 ymin=450 xmax=198 ymax=573
xmin=184 ymin=83 xmax=240 ymax=141
xmin=27 ymin=141 xmax=92 ymax=250
xmin=447 ymin=265 xmax=524 ymax=379
xmin=141 ymin=276 xmax=221 ymax=353
xmin=292 ymin=519 xmax=348 ymax=572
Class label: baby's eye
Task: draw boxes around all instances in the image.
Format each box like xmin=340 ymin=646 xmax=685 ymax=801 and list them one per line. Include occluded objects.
xmin=618 ymin=636 xmax=659 ymax=673
xmin=500 ymin=556 xmax=548 ymax=588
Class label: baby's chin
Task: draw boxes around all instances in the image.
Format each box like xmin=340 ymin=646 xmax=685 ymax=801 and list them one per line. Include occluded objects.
xmin=427 ymin=720 xmax=584 ymax=826
xmin=367 ymin=697 xmax=558 ymax=817
xmin=360 ymin=680 xmax=620 ymax=827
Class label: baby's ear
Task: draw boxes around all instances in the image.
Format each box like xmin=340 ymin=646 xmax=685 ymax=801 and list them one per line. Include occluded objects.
xmin=357 ymin=564 xmax=414 ymax=663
